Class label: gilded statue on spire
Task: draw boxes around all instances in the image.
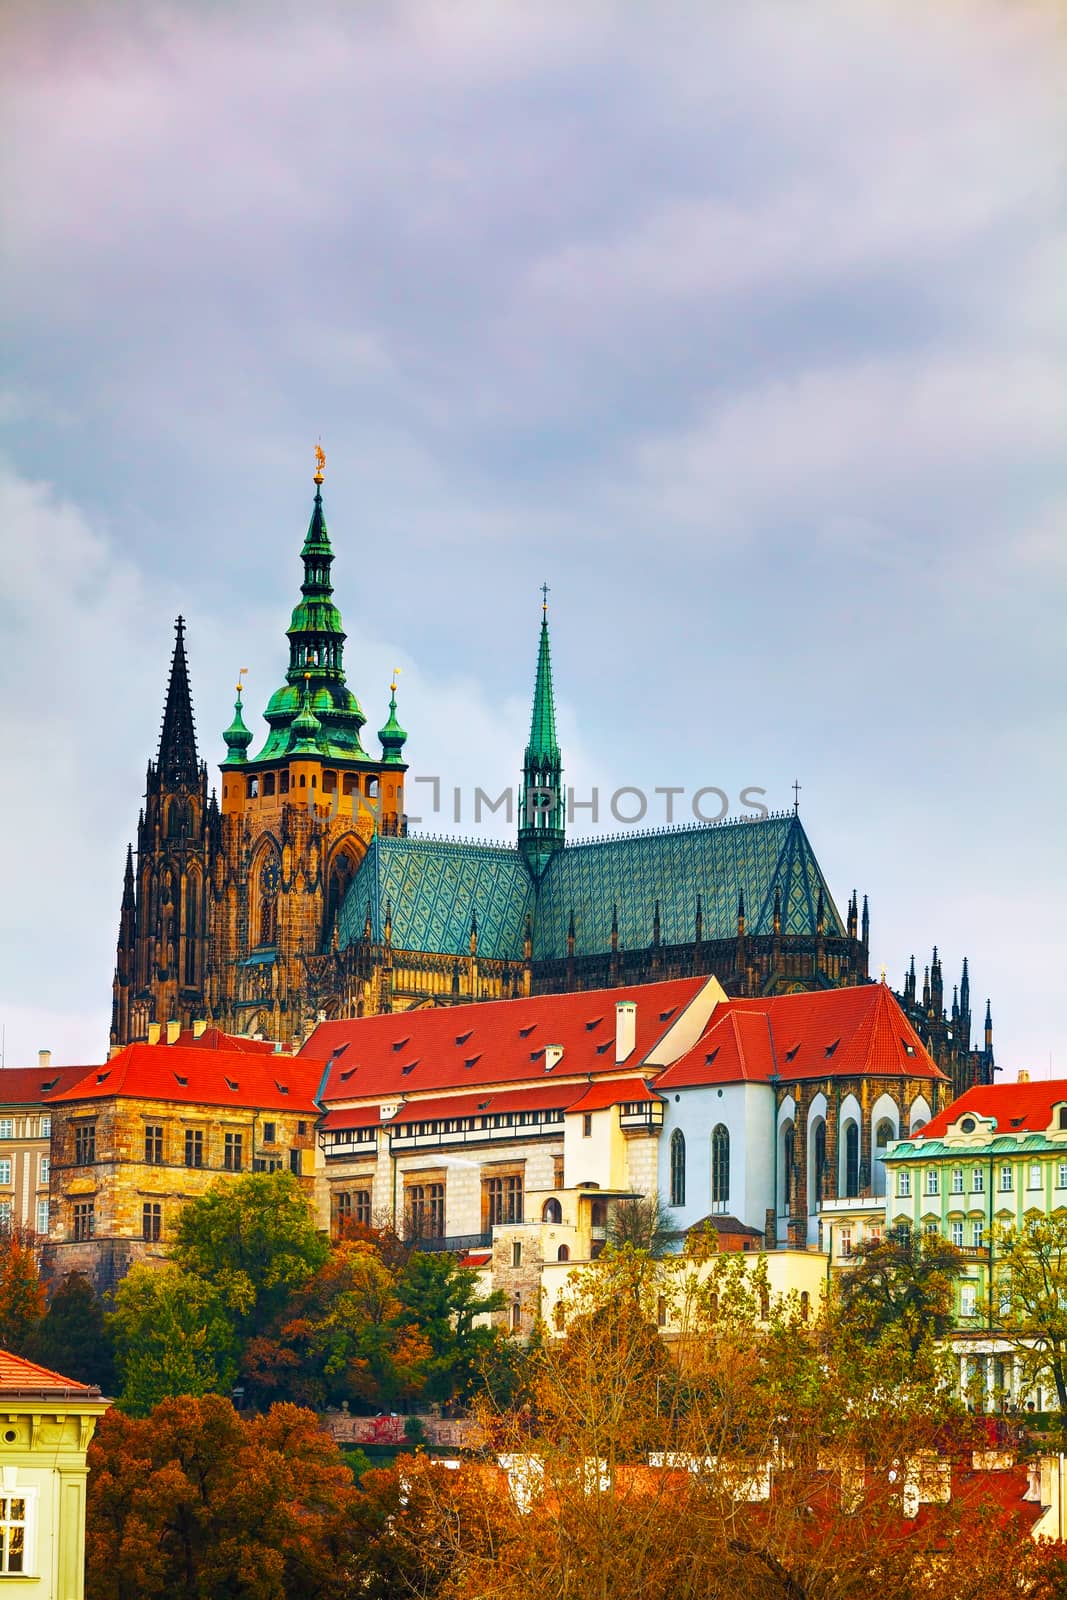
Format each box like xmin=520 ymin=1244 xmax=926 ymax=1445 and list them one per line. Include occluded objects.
xmin=314 ymin=443 xmax=326 ymax=485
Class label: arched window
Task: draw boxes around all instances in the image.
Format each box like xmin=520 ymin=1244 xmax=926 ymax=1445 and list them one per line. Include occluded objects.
xmin=670 ymin=1129 xmax=686 ymax=1208
xmin=184 ymin=872 xmax=200 ymax=987
xmin=542 ymin=1198 xmax=562 ymax=1224
xmin=844 ymin=1122 xmax=860 ymax=1197
xmin=256 ymin=854 xmax=280 ymax=948
xmin=782 ymin=1123 xmax=795 ymax=1207
xmin=711 ymin=1124 xmax=730 ymax=1209
xmin=813 ymin=1120 xmax=827 ymax=1201
xmin=556 ymin=1244 xmax=570 ymax=1262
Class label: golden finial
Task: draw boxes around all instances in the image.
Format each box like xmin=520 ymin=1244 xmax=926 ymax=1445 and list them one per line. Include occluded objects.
xmin=880 ymin=964 xmax=887 ymax=985
xmin=390 ymin=666 xmax=401 ymax=695
xmin=235 ymin=666 xmax=248 ymax=698
xmin=313 ymin=443 xmax=326 ymax=486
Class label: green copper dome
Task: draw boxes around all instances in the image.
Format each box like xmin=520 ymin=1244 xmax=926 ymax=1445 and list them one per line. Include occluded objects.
xmin=378 ymin=679 xmax=407 ymax=764
xmin=247 ymin=477 xmax=370 ymax=763
xmin=221 ymin=687 xmax=253 ymax=766
xmin=290 ymin=677 xmax=324 ymax=754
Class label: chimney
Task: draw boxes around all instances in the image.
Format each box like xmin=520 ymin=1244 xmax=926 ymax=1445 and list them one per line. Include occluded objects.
xmin=615 ymin=1001 xmax=636 ymax=1063
xmin=192 ymin=1019 xmax=207 ymax=1038
xmin=165 ymin=1020 xmax=181 ymax=1044
xmin=38 ymin=1049 xmax=51 ymax=1070
xmin=1018 ymin=1070 xmax=1030 ymax=1084
xmin=544 ymin=1044 xmax=563 ymax=1072
xmin=147 ymin=1022 xmax=162 ymax=1045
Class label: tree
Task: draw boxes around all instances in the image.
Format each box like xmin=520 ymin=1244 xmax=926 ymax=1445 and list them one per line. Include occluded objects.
xmin=837 ymin=1225 xmax=966 ymax=1359
xmin=29 ymin=1272 xmax=115 ymax=1391
xmin=108 ymin=1263 xmax=242 ymax=1415
xmin=996 ymin=1215 xmax=1067 ymax=1411
xmin=393 ymin=1251 xmax=505 ymax=1404
xmin=0 ymin=1224 xmax=45 ymax=1354
xmin=606 ymin=1192 xmax=677 ymax=1256
xmin=86 ymin=1395 xmax=361 ymax=1600
xmin=173 ymin=1170 xmax=329 ymax=1339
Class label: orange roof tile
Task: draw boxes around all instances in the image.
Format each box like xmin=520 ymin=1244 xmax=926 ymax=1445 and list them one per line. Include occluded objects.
xmin=0 ymin=1065 xmax=95 ymax=1105
xmin=0 ymin=1348 xmax=100 ymax=1396
xmin=310 ymin=976 xmax=710 ymax=1105
xmin=568 ymin=1077 xmax=661 ymax=1113
xmin=917 ymin=1078 xmax=1067 ymax=1141
xmin=45 ymin=1043 xmax=324 ymax=1114
xmin=170 ymin=1027 xmax=281 ymax=1054
xmin=658 ymin=983 xmax=942 ymax=1091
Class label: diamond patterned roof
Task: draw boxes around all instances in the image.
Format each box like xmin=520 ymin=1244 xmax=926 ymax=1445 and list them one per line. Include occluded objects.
xmin=337 ymin=813 xmax=843 ymax=962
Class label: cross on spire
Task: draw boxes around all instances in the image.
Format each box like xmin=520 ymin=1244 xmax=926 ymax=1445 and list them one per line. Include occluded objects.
xmin=792 ymin=779 xmax=802 ymax=813
xmin=540 ymin=582 xmax=550 ymax=612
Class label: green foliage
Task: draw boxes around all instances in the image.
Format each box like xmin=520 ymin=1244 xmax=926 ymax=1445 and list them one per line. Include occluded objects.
xmin=173 ymin=1170 xmax=329 ymax=1338
xmin=393 ymin=1251 xmax=505 ymax=1404
xmin=837 ymin=1225 xmax=966 ymax=1359
xmin=0 ymin=1226 xmax=45 ymax=1354
xmin=29 ymin=1272 xmax=115 ymax=1391
xmin=996 ymin=1215 xmax=1067 ymax=1411
xmin=108 ymin=1263 xmax=242 ymax=1415
xmin=403 ymin=1414 xmax=427 ymax=1446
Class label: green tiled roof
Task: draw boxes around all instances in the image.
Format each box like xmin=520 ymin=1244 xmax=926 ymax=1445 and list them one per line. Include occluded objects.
xmin=889 ymin=1133 xmax=1053 ymax=1162
xmin=337 ymin=812 xmax=841 ymax=963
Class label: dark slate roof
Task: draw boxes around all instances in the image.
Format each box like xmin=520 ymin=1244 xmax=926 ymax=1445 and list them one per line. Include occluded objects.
xmin=337 ymin=813 xmax=842 ymax=964
xmin=337 ymin=834 xmax=534 ymax=961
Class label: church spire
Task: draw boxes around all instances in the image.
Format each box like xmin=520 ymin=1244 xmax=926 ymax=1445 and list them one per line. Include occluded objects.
xmin=518 ymin=586 xmax=565 ymax=879
xmin=157 ymin=616 xmax=200 ymax=786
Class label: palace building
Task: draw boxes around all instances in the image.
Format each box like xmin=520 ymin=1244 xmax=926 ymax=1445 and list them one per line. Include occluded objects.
xmin=109 ymin=455 xmax=994 ymax=1099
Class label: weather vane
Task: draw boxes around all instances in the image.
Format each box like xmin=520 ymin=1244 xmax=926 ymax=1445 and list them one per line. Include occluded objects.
xmin=314 ymin=443 xmax=326 ymax=485
xmin=235 ymin=666 xmax=248 ymax=698
xmin=390 ymin=666 xmax=401 ymax=694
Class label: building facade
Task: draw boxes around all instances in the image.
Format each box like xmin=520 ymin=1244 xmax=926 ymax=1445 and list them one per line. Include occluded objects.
xmin=0 ymin=1059 xmax=86 ymax=1238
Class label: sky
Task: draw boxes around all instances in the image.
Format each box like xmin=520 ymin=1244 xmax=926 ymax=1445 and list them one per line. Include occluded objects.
xmin=0 ymin=0 xmax=1064 ymax=1078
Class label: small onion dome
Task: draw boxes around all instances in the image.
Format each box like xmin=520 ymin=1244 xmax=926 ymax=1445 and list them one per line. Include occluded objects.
xmin=378 ymin=680 xmax=407 ymax=764
xmin=222 ymin=689 xmax=253 ymax=765
xmin=291 ymin=679 xmax=323 ymax=754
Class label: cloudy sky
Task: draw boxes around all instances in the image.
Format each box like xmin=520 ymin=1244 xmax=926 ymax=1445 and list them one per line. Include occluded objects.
xmin=1 ymin=0 xmax=1064 ymax=1076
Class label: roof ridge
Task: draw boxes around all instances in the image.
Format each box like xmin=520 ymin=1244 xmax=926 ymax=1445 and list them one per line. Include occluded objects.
xmin=562 ymin=812 xmax=795 ymax=850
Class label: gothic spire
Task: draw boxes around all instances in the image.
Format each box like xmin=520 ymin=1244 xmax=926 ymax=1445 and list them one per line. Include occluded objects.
xmin=527 ymin=585 xmax=560 ymax=765
xmin=518 ymin=586 xmax=565 ymax=879
xmin=157 ymin=616 xmax=200 ymax=786
xmin=122 ymin=843 xmax=135 ymax=910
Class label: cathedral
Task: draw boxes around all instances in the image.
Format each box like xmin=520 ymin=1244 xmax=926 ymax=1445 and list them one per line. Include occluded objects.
xmin=110 ymin=456 xmax=995 ymax=1098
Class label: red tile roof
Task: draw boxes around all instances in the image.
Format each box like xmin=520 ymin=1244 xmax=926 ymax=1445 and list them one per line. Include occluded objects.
xmin=917 ymin=1079 xmax=1067 ymax=1141
xmin=321 ymin=1082 xmax=586 ymax=1132
xmin=45 ymin=1043 xmax=324 ymax=1114
xmin=0 ymin=1348 xmax=100 ymax=1396
xmin=309 ymin=976 xmax=710 ymax=1105
xmin=568 ymin=1077 xmax=661 ymax=1113
xmin=0 ymin=1066 xmax=93 ymax=1105
xmin=170 ymin=1027 xmax=281 ymax=1054
xmin=658 ymin=983 xmax=942 ymax=1091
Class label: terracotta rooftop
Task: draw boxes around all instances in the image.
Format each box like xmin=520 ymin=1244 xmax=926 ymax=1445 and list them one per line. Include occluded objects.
xmin=45 ymin=1043 xmax=324 ymax=1115
xmin=658 ymin=983 xmax=942 ymax=1090
xmin=169 ymin=1027 xmax=281 ymax=1055
xmin=309 ymin=976 xmax=711 ymax=1104
xmin=916 ymin=1079 xmax=1067 ymax=1142
xmin=568 ymin=1076 xmax=661 ymax=1113
xmin=0 ymin=1348 xmax=100 ymax=1397
xmin=0 ymin=1066 xmax=95 ymax=1105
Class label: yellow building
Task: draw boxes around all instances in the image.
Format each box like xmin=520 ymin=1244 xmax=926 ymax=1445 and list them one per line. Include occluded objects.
xmin=0 ymin=1349 xmax=108 ymax=1599
xmin=0 ymin=1060 xmax=87 ymax=1239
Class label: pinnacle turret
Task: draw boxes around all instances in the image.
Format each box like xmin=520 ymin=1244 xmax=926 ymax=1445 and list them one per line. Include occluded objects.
xmin=378 ymin=675 xmax=408 ymax=764
xmin=518 ymin=586 xmax=565 ymax=879
xmin=157 ymin=616 xmax=200 ymax=787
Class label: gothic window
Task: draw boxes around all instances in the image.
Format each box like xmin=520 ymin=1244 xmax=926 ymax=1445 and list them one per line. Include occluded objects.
xmin=782 ymin=1123 xmax=795 ymax=1206
xmin=844 ymin=1122 xmax=860 ymax=1197
xmin=670 ymin=1129 xmax=686 ymax=1208
xmin=711 ymin=1124 xmax=730 ymax=1209
xmin=813 ymin=1120 xmax=827 ymax=1201
xmin=184 ymin=873 xmax=200 ymax=986
xmin=257 ymin=855 xmax=280 ymax=948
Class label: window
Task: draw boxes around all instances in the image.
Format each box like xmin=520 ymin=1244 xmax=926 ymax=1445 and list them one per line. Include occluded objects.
xmin=144 ymin=1125 xmax=164 ymax=1164
xmin=0 ymin=1159 xmax=10 ymax=1185
xmin=142 ymin=1202 xmax=162 ymax=1242
xmin=0 ymin=1494 xmax=27 ymax=1574
xmin=41 ymin=1116 xmax=50 ymax=1138
xmin=289 ymin=1149 xmax=302 ymax=1175
xmin=971 ymin=1221 xmax=984 ymax=1249
xmin=263 ymin=1121 xmax=276 ymax=1144
xmin=657 ymin=1295 xmax=668 ymax=1329
xmin=36 ymin=1199 xmax=49 ymax=1235
xmin=925 ymin=1168 xmax=939 ymax=1196
xmin=951 ymin=1220 xmax=964 ymax=1248
xmin=972 ymin=1166 xmax=985 ymax=1194
xmin=897 ymin=1170 xmax=911 ymax=1198
xmin=542 ymin=1198 xmax=562 ymax=1224
xmin=1028 ymin=1163 xmax=1042 ymax=1191
xmin=960 ymin=1286 xmax=977 ymax=1319
xmin=800 ymin=1291 xmax=810 ymax=1322
xmin=1060 ymin=1107 xmax=1067 ymax=1131
xmin=408 ymin=1182 xmax=446 ymax=1240
xmin=1058 ymin=1164 xmax=1067 ymax=1191
xmin=557 ymin=1244 xmax=570 ymax=1262
xmin=0 ymin=1201 xmax=10 ymax=1228
xmin=485 ymin=1175 xmax=523 ymax=1227
xmin=951 ymin=1167 xmax=964 ymax=1195
xmin=582 ymin=1114 xmax=593 ymax=1138
xmin=711 ymin=1124 xmax=730 ymax=1208
xmin=843 ymin=1122 xmax=859 ymax=1198
xmin=72 ymin=1201 xmax=94 ymax=1241
xmin=0 ymin=1119 xmax=12 ymax=1140
xmin=39 ymin=1155 xmax=49 ymax=1183
xmin=924 ymin=1220 xmax=939 ymax=1238
xmin=669 ymin=1129 xmax=686 ymax=1208
xmin=839 ymin=1228 xmax=852 ymax=1259
xmin=999 ymin=1165 xmax=1013 ymax=1193
xmin=511 ymin=1241 xmax=522 ymax=1268
xmin=510 ymin=1296 xmax=521 ymax=1332
xmin=185 ymin=1128 xmax=204 ymax=1168
xmin=297 ymin=1121 xmax=307 ymax=1137
xmin=224 ymin=1132 xmax=243 ymax=1172
xmin=74 ymin=1122 xmax=96 ymax=1165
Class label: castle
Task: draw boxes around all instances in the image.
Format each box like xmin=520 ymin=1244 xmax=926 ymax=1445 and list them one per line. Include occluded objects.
xmin=110 ymin=456 xmax=995 ymax=1098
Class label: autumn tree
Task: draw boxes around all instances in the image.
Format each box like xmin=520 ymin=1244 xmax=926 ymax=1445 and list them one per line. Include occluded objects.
xmin=86 ymin=1394 xmax=361 ymax=1600
xmin=393 ymin=1250 xmax=505 ymax=1404
xmin=173 ymin=1170 xmax=329 ymax=1339
xmin=837 ymin=1224 xmax=966 ymax=1358
xmin=108 ymin=1263 xmax=242 ymax=1415
xmin=606 ymin=1192 xmax=677 ymax=1256
xmin=29 ymin=1271 xmax=115 ymax=1391
xmin=996 ymin=1215 xmax=1067 ymax=1411
xmin=0 ymin=1224 xmax=45 ymax=1353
